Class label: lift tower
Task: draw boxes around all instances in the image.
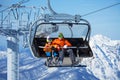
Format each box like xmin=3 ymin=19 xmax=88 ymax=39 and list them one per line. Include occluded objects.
xmin=0 ymin=0 xmax=39 ymax=79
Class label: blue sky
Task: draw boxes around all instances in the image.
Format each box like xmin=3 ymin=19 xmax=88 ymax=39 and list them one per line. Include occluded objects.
xmin=0 ymin=0 xmax=120 ymax=40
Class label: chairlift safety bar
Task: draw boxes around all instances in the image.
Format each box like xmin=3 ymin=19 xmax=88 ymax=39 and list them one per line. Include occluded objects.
xmin=39 ymin=46 xmax=88 ymax=49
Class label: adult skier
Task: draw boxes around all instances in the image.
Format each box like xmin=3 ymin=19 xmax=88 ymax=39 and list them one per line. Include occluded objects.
xmin=52 ymin=33 xmax=76 ymax=66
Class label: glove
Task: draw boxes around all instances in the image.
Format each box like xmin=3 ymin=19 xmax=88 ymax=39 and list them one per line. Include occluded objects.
xmin=57 ymin=46 xmax=60 ymax=51
xmin=63 ymin=45 xmax=67 ymax=49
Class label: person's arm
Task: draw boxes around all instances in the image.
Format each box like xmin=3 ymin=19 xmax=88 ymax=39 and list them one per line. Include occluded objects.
xmin=65 ymin=40 xmax=72 ymax=46
xmin=52 ymin=39 xmax=61 ymax=50
xmin=43 ymin=43 xmax=47 ymax=51
xmin=52 ymin=39 xmax=57 ymax=45
xmin=52 ymin=39 xmax=60 ymax=47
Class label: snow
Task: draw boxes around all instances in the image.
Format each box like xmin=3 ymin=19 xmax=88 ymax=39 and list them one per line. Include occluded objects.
xmin=0 ymin=34 xmax=120 ymax=80
xmin=0 ymin=51 xmax=7 ymax=59
xmin=89 ymin=34 xmax=120 ymax=80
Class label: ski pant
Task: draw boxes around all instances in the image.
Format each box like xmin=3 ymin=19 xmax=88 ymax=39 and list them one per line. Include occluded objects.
xmin=58 ymin=49 xmax=75 ymax=63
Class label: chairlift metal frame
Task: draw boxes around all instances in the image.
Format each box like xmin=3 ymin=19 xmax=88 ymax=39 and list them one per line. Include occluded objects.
xmin=28 ymin=0 xmax=93 ymax=66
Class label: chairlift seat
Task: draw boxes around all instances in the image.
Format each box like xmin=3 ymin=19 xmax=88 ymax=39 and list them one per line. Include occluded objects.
xmin=33 ymin=37 xmax=93 ymax=57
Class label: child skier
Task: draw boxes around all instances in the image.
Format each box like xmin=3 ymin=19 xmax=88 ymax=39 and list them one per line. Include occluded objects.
xmin=43 ymin=36 xmax=58 ymax=66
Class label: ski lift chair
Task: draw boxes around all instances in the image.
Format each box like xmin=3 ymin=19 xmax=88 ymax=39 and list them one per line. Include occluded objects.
xmin=30 ymin=22 xmax=93 ymax=58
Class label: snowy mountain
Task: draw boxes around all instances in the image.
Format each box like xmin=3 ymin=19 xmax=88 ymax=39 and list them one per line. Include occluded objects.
xmin=0 ymin=34 xmax=120 ymax=80
xmin=89 ymin=35 xmax=120 ymax=80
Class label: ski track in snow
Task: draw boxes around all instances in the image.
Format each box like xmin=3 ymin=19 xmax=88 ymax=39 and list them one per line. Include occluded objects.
xmin=0 ymin=35 xmax=120 ymax=80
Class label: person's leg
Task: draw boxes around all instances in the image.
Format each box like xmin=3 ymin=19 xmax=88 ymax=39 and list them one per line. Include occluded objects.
xmin=53 ymin=52 xmax=58 ymax=65
xmin=58 ymin=49 xmax=64 ymax=65
xmin=67 ymin=49 xmax=75 ymax=64
xmin=45 ymin=52 xmax=53 ymax=66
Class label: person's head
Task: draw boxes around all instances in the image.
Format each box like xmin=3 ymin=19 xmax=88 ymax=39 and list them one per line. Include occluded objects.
xmin=47 ymin=38 xmax=52 ymax=43
xmin=58 ymin=33 xmax=64 ymax=39
xmin=46 ymin=36 xmax=52 ymax=43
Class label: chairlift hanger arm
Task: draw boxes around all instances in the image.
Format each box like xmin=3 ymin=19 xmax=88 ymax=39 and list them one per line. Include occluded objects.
xmin=46 ymin=0 xmax=81 ymax=22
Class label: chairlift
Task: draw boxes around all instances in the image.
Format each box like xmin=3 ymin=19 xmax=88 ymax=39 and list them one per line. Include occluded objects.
xmin=28 ymin=0 xmax=93 ymax=67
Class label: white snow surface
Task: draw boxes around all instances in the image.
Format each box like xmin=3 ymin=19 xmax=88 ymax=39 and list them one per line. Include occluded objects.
xmin=89 ymin=34 xmax=120 ymax=80
xmin=0 ymin=34 xmax=120 ymax=80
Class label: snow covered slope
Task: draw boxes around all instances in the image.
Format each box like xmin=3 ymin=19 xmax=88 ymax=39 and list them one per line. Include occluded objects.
xmin=89 ymin=35 xmax=120 ymax=80
xmin=0 ymin=35 xmax=120 ymax=80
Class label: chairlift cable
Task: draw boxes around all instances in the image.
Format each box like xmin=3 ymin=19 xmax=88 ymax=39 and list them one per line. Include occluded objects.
xmin=81 ymin=2 xmax=120 ymax=17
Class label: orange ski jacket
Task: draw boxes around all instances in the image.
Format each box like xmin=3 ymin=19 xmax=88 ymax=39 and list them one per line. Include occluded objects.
xmin=52 ymin=38 xmax=72 ymax=48
xmin=43 ymin=43 xmax=52 ymax=52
